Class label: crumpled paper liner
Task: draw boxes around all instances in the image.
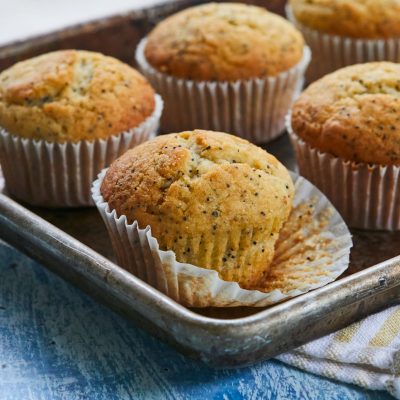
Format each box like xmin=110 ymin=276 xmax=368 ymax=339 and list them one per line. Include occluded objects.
xmin=0 ymin=95 xmax=163 ymax=207
xmin=92 ymin=169 xmax=352 ymax=307
xmin=135 ymin=38 xmax=311 ymax=143
xmin=286 ymin=5 xmax=400 ymax=82
xmin=287 ymin=116 xmax=400 ymax=230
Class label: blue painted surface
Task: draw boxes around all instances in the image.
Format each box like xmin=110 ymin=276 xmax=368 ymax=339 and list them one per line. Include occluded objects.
xmin=0 ymin=241 xmax=394 ymax=400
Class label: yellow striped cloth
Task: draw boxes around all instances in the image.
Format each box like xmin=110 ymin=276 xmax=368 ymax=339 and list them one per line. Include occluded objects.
xmin=277 ymin=306 xmax=400 ymax=397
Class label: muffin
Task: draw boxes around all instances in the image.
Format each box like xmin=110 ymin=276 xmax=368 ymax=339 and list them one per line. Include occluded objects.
xmin=135 ymin=2 xmax=310 ymax=143
xmin=99 ymin=130 xmax=294 ymax=289
xmin=288 ymin=62 xmax=400 ymax=230
xmin=287 ymin=0 xmax=400 ymax=81
xmin=0 ymin=50 xmax=163 ymax=206
xmin=92 ymin=130 xmax=352 ymax=307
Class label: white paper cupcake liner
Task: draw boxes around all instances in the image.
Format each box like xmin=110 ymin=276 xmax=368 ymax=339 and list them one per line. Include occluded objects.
xmin=287 ymin=116 xmax=400 ymax=230
xmin=0 ymin=95 xmax=163 ymax=207
xmin=135 ymin=38 xmax=310 ymax=143
xmin=286 ymin=5 xmax=400 ymax=82
xmin=92 ymin=169 xmax=352 ymax=307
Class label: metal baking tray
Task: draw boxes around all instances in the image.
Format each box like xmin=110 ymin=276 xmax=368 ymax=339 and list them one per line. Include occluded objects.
xmin=0 ymin=133 xmax=399 ymax=367
xmin=0 ymin=0 xmax=399 ymax=368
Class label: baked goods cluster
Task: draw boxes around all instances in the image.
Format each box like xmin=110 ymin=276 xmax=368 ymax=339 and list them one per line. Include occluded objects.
xmin=1 ymin=1 xmax=398 ymax=307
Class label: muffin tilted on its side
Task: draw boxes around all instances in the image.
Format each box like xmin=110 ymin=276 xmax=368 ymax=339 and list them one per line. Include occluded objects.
xmin=100 ymin=130 xmax=294 ymax=288
xmin=136 ymin=2 xmax=310 ymax=143
xmin=288 ymin=62 xmax=400 ymax=230
xmin=0 ymin=50 xmax=163 ymax=206
xmin=287 ymin=0 xmax=400 ymax=81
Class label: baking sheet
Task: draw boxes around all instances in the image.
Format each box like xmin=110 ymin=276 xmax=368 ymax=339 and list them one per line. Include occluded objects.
xmin=0 ymin=0 xmax=399 ymax=367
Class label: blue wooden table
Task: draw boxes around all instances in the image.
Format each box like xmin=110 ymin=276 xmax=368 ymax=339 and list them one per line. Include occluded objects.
xmin=0 ymin=241 xmax=393 ymax=400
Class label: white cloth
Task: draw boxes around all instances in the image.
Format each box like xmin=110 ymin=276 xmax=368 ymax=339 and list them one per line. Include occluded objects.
xmin=277 ymin=306 xmax=400 ymax=398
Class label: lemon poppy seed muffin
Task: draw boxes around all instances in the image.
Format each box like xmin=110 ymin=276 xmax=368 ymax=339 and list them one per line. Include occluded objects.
xmin=101 ymin=130 xmax=294 ymax=289
xmin=0 ymin=50 xmax=155 ymax=142
xmin=291 ymin=62 xmax=400 ymax=165
xmin=289 ymin=0 xmax=400 ymax=39
xmin=144 ymin=2 xmax=305 ymax=81
xmin=0 ymin=50 xmax=161 ymax=207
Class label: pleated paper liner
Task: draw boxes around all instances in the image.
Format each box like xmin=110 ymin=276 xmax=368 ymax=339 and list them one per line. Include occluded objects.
xmin=92 ymin=169 xmax=352 ymax=307
xmin=286 ymin=5 xmax=400 ymax=82
xmin=0 ymin=95 xmax=163 ymax=208
xmin=135 ymin=38 xmax=311 ymax=144
xmin=287 ymin=116 xmax=400 ymax=231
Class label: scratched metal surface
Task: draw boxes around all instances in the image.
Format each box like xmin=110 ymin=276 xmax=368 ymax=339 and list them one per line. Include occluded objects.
xmin=0 ymin=241 xmax=394 ymax=400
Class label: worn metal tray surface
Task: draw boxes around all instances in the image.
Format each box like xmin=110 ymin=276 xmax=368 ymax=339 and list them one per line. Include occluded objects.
xmin=0 ymin=133 xmax=399 ymax=368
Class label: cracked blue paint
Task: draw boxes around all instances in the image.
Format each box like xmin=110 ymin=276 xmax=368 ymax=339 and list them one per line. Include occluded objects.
xmin=0 ymin=241 xmax=394 ymax=400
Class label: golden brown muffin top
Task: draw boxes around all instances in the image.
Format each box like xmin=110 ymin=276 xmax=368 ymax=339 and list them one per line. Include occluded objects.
xmin=144 ymin=2 xmax=305 ymax=81
xmin=101 ymin=130 xmax=294 ymax=287
xmin=0 ymin=50 xmax=155 ymax=142
xmin=102 ymin=130 xmax=294 ymax=224
xmin=291 ymin=62 xmax=400 ymax=165
xmin=289 ymin=0 xmax=400 ymax=39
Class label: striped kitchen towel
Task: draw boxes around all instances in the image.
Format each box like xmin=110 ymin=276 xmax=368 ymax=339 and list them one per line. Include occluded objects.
xmin=277 ymin=305 xmax=400 ymax=398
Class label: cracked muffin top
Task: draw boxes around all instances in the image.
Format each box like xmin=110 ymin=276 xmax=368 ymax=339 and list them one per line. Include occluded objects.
xmin=101 ymin=130 xmax=294 ymax=288
xmin=289 ymin=0 xmax=400 ymax=39
xmin=291 ymin=62 xmax=400 ymax=165
xmin=144 ymin=2 xmax=304 ymax=81
xmin=0 ymin=50 xmax=155 ymax=142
